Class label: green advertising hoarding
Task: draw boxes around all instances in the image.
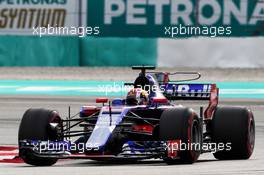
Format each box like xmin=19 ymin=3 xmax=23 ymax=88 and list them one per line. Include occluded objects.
xmin=88 ymin=0 xmax=264 ymax=37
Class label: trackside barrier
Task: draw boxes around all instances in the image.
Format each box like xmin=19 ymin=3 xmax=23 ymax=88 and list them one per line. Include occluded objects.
xmin=0 ymin=36 xmax=157 ymax=67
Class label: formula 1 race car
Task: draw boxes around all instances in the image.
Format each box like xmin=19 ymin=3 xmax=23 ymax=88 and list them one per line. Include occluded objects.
xmin=18 ymin=66 xmax=255 ymax=166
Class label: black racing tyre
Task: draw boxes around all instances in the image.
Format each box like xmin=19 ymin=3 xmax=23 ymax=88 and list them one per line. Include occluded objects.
xmin=18 ymin=108 xmax=62 ymax=166
xmin=159 ymin=107 xmax=202 ymax=164
xmin=212 ymin=107 xmax=255 ymax=160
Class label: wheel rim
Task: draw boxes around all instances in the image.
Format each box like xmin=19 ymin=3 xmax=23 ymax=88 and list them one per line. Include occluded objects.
xmin=191 ymin=121 xmax=201 ymax=152
xmin=248 ymin=120 xmax=255 ymax=151
xmin=49 ymin=112 xmax=63 ymax=140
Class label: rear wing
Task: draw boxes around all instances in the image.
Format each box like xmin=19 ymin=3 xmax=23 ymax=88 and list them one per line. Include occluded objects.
xmin=162 ymin=83 xmax=219 ymax=119
xmin=162 ymin=83 xmax=218 ymax=101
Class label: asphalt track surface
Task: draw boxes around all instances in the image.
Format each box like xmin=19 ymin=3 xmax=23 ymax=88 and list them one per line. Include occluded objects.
xmin=0 ymin=96 xmax=263 ymax=175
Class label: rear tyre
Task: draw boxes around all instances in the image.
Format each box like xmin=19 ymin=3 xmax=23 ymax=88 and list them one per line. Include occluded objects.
xmin=18 ymin=108 xmax=62 ymax=166
xmin=159 ymin=107 xmax=201 ymax=164
xmin=212 ymin=107 xmax=255 ymax=160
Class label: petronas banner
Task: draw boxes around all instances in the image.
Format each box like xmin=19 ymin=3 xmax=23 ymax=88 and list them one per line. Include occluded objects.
xmin=87 ymin=0 xmax=264 ymax=37
xmin=0 ymin=0 xmax=86 ymax=35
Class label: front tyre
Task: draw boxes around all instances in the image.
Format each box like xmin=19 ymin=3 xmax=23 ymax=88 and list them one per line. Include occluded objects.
xmin=18 ymin=108 xmax=62 ymax=166
xmin=159 ymin=108 xmax=202 ymax=164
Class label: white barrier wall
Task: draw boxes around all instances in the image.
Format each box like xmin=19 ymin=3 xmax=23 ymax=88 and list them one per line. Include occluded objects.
xmin=158 ymin=38 xmax=264 ymax=68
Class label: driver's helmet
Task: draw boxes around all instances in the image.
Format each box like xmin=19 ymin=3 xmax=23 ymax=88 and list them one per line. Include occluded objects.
xmin=126 ymin=88 xmax=149 ymax=105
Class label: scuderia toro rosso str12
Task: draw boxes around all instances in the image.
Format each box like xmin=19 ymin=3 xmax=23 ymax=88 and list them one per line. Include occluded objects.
xmin=18 ymin=66 xmax=255 ymax=166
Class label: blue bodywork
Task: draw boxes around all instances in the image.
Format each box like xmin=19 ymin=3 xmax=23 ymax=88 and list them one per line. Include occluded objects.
xmin=81 ymin=73 xmax=212 ymax=153
xmin=85 ymin=106 xmax=129 ymax=150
